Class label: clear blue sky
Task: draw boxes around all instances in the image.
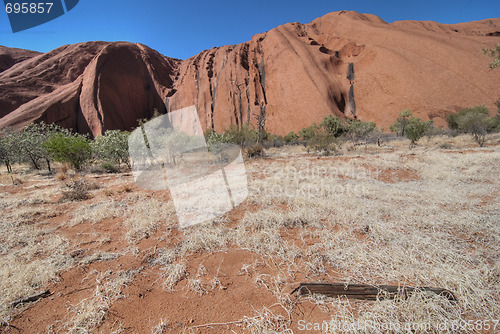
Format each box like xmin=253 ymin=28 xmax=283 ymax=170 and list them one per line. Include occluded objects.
xmin=1 ymin=0 xmax=499 ymax=59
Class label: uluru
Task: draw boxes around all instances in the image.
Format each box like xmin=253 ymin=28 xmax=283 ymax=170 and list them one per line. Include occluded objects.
xmin=1 ymin=11 xmax=499 ymax=136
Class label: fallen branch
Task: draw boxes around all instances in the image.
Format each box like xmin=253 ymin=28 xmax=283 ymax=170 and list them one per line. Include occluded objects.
xmin=10 ymin=290 xmax=52 ymax=308
xmin=291 ymin=283 xmax=456 ymax=302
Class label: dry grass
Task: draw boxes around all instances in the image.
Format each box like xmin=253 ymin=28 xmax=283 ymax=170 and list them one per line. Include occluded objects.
xmin=161 ymin=262 xmax=187 ymax=291
xmin=151 ymin=318 xmax=170 ymax=334
xmin=71 ymin=200 xmax=128 ymax=225
xmin=64 ymin=268 xmax=140 ymax=333
xmin=244 ymin=143 xmax=500 ymax=332
xmin=0 ymin=229 xmax=73 ymax=320
xmin=123 ymin=197 xmax=176 ymax=242
xmin=1 ymin=135 xmax=498 ymax=332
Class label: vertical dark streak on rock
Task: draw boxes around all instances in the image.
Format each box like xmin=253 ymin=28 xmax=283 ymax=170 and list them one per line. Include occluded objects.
xmin=347 ymin=62 xmax=355 ymax=84
xmin=206 ymin=50 xmax=216 ymax=131
xmin=349 ymin=84 xmax=356 ymax=116
xmin=245 ymin=78 xmax=251 ymax=125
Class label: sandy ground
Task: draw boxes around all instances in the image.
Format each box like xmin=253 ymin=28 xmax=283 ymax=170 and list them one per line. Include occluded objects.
xmin=0 ymin=134 xmax=499 ymax=333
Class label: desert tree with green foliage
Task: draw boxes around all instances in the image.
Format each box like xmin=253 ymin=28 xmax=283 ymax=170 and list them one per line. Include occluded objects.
xmin=283 ymin=131 xmax=298 ymax=144
xmin=405 ymin=117 xmax=433 ymax=146
xmin=43 ymin=131 xmax=92 ymax=170
xmin=483 ymin=42 xmax=500 ymax=69
xmin=390 ymin=110 xmax=432 ymax=147
xmin=320 ymin=115 xmax=349 ymax=137
xmin=0 ymin=128 xmax=18 ymax=173
xmin=447 ymin=105 xmax=499 ymax=147
xmin=389 ymin=109 xmax=413 ymax=137
xmin=92 ymin=130 xmax=131 ymax=169
xmin=17 ymin=122 xmax=63 ymax=171
xmin=307 ymin=130 xmax=337 ymax=155
xmin=298 ymin=123 xmax=320 ymax=141
xmin=344 ymin=119 xmax=377 ymax=146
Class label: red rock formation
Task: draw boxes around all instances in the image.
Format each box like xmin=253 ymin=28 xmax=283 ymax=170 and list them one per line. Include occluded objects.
xmin=1 ymin=11 xmax=499 ymax=136
xmin=0 ymin=46 xmax=40 ymax=73
xmin=0 ymin=42 xmax=180 ymax=135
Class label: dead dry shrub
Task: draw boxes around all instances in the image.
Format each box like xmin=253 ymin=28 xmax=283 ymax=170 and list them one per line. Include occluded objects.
xmin=246 ymin=144 xmax=265 ymax=159
xmin=59 ymin=174 xmax=99 ymax=202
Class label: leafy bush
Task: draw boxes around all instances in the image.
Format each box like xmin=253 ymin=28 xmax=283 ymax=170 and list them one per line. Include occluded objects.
xmin=223 ymin=124 xmax=258 ymax=147
xmin=344 ymin=120 xmax=377 ymax=146
xmin=0 ymin=128 xmax=18 ymax=173
xmin=390 ymin=110 xmax=432 ymax=146
xmin=18 ymin=122 xmax=62 ymax=171
xmin=92 ymin=130 xmax=130 ymax=169
xmin=43 ymin=132 xmax=92 ymax=170
xmin=207 ymin=124 xmax=258 ymax=150
xmin=298 ymin=123 xmax=320 ymax=141
xmin=283 ymin=131 xmax=298 ymax=144
xmin=390 ymin=109 xmax=412 ymax=136
xmin=320 ymin=115 xmax=349 ymax=137
xmin=447 ymin=105 xmax=499 ymax=147
xmin=405 ymin=117 xmax=433 ymax=146
xmin=307 ymin=131 xmax=337 ymax=156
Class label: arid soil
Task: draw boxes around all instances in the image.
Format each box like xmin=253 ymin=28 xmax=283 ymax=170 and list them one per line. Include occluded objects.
xmin=0 ymin=134 xmax=499 ymax=333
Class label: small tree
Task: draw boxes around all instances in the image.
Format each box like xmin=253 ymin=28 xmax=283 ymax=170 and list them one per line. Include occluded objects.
xmin=345 ymin=120 xmax=376 ymax=146
xmin=405 ymin=117 xmax=433 ymax=146
xmin=307 ymin=130 xmax=337 ymax=155
xmin=225 ymin=124 xmax=258 ymax=148
xmin=483 ymin=42 xmax=500 ymax=69
xmin=390 ymin=109 xmax=412 ymax=136
xmin=18 ymin=122 xmax=62 ymax=171
xmin=0 ymin=128 xmax=19 ymax=173
xmin=43 ymin=132 xmax=92 ymax=170
xmin=283 ymin=131 xmax=298 ymax=144
xmin=447 ymin=105 xmax=498 ymax=147
xmin=321 ymin=115 xmax=349 ymax=137
xmin=298 ymin=123 xmax=320 ymax=141
xmin=92 ymin=130 xmax=130 ymax=168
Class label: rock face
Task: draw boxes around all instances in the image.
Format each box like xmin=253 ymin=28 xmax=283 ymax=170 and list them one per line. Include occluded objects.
xmin=1 ymin=11 xmax=500 ymax=136
xmin=0 ymin=42 xmax=180 ymax=134
xmin=0 ymin=46 xmax=41 ymax=73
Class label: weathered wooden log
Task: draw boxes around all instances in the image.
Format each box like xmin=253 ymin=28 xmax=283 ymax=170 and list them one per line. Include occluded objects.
xmin=10 ymin=290 xmax=51 ymax=307
xmin=291 ymin=283 xmax=456 ymax=302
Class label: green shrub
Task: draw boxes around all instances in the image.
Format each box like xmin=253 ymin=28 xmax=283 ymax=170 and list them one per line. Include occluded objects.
xmin=92 ymin=130 xmax=130 ymax=168
xmin=307 ymin=131 xmax=337 ymax=156
xmin=283 ymin=131 xmax=298 ymax=144
xmin=390 ymin=110 xmax=432 ymax=146
xmin=43 ymin=132 xmax=92 ymax=170
xmin=18 ymin=122 xmax=62 ymax=171
xmin=0 ymin=128 xmax=18 ymax=173
xmin=320 ymin=115 xmax=349 ymax=137
xmin=345 ymin=120 xmax=377 ymax=146
xmin=390 ymin=109 xmax=412 ymax=136
xmin=298 ymin=123 xmax=320 ymax=141
xmin=405 ymin=117 xmax=433 ymax=146
xmin=447 ymin=105 xmax=499 ymax=147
